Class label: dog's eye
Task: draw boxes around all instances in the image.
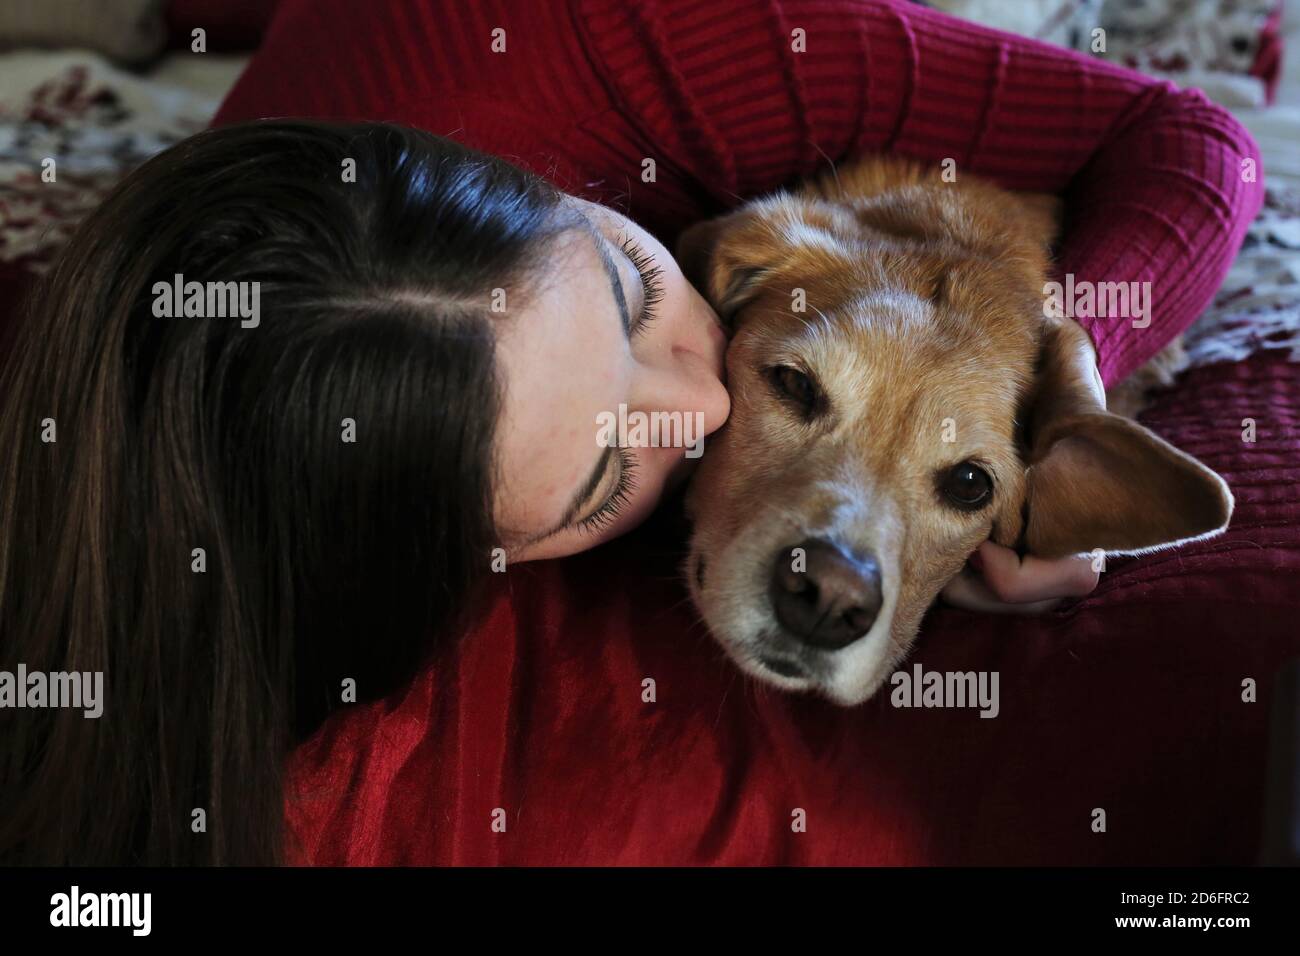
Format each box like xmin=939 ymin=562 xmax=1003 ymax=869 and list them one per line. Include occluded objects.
xmin=940 ymin=462 xmax=993 ymax=510
xmin=767 ymin=365 xmax=821 ymax=417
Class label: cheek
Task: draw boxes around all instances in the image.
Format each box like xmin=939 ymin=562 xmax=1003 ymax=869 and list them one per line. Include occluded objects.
xmin=685 ymin=416 xmax=780 ymax=533
xmin=897 ymin=507 xmax=991 ymax=592
xmin=991 ymin=476 xmax=1027 ymax=546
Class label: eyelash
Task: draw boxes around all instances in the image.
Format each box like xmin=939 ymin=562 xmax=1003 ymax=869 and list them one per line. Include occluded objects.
xmin=577 ymin=448 xmax=639 ymax=536
xmin=620 ymin=235 xmax=665 ymax=336
xmin=574 ymin=230 xmax=657 ymax=536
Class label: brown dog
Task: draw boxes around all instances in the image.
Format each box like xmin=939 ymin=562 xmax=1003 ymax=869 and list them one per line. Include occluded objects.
xmin=676 ymin=156 xmax=1232 ymax=706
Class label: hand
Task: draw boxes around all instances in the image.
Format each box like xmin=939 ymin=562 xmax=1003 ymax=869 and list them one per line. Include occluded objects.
xmin=939 ymin=540 xmax=1099 ymax=615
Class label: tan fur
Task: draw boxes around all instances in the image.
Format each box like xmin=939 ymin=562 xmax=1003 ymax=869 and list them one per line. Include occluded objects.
xmin=677 ymin=156 xmax=1233 ymax=706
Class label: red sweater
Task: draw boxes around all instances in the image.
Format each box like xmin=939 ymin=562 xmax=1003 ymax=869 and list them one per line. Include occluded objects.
xmin=212 ymin=0 xmax=1282 ymax=866
xmin=216 ymin=0 xmax=1262 ymax=386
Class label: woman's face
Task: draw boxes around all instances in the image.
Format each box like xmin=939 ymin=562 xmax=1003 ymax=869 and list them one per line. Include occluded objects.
xmin=495 ymin=196 xmax=730 ymax=561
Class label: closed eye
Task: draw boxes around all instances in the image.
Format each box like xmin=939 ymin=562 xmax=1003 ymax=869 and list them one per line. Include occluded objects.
xmin=765 ymin=364 xmax=825 ymax=420
xmin=577 ymin=448 xmax=639 ymax=535
xmin=620 ymin=236 xmax=665 ymax=337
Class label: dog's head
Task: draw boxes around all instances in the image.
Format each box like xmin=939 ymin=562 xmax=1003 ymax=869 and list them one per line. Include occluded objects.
xmin=677 ymin=162 xmax=1233 ymax=706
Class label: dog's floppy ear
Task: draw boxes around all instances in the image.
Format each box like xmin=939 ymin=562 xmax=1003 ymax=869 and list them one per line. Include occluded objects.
xmin=675 ymin=204 xmax=784 ymax=325
xmin=1017 ymin=319 xmax=1233 ymax=559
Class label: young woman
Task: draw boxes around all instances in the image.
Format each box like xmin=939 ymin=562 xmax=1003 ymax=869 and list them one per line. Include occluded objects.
xmin=0 ymin=0 xmax=1259 ymax=865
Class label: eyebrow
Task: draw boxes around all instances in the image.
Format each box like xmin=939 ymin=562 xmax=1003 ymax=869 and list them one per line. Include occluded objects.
xmin=579 ymin=216 xmax=643 ymax=337
xmin=513 ymin=218 xmax=645 ymax=548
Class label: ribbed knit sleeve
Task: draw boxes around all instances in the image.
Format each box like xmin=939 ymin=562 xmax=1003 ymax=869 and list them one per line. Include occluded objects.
xmin=575 ymin=0 xmax=1263 ymax=385
xmin=214 ymin=0 xmax=1263 ymax=387
xmin=213 ymin=0 xmax=618 ymax=195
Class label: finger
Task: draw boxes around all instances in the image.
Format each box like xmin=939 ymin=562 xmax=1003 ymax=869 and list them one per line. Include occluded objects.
xmin=939 ymin=567 xmax=1065 ymax=615
xmin=976 ymin=541 xmax=1099 ymax=604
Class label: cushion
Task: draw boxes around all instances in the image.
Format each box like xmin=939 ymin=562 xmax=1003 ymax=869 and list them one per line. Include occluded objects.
xmin=0 ymin=0 xmax=167 ymax=65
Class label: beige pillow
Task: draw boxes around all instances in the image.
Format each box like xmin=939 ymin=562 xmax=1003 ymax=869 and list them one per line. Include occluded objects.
xmin=0 ymin=0 xmax=167 ymax=65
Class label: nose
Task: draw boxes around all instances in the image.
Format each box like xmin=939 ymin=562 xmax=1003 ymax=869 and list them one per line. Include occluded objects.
xmin=769 ymin=540 xmax=883 ymax=650
xmin=626 ymin=348 xmax=730 ymax=451
xmin=628 ymin=289 xmax=730 ymax=435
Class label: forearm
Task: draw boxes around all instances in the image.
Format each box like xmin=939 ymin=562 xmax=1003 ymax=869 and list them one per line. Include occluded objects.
xmin=1051 ymin=84 xmax=1261 ymax=385
xmin=601 ymin=0 xmax=1262 ymax=382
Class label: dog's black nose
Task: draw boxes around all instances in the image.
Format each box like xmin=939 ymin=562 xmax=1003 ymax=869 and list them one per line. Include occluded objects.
xmin=769 ymin=540 xmax=882 ymax=650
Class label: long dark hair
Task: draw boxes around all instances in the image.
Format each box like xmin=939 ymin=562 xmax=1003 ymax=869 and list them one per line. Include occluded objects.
xmin=0 ymin=120 xmax=578 ymax=864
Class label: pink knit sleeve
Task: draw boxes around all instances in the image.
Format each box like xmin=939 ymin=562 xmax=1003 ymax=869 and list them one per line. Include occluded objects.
xmin=577 ymin=0 xmax=1263 ymax=386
